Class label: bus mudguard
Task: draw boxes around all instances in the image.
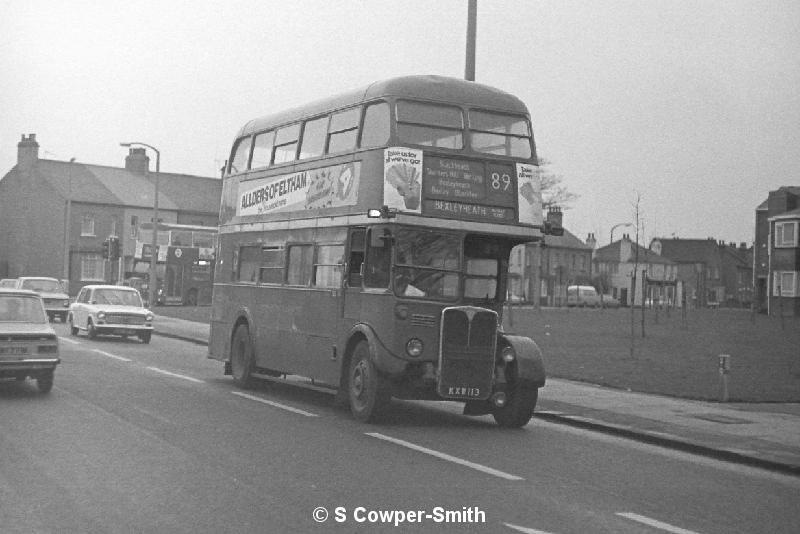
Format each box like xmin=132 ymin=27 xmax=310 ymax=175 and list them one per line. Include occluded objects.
xmin=498 ymin=334 xmax=546 ymax=388
xmin=344 ymin=323 xmax=408 ymax=377
xmin=230 ymin=306 xmax=256 ymax=358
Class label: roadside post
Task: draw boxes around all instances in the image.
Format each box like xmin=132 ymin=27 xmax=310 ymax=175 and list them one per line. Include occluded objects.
xmin=718 ymin=354 xmax=731 ymax=402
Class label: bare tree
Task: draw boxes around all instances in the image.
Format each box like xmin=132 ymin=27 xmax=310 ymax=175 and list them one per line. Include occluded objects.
xmin=630 ymin=192 xmax=643 ymax=357
xmin=535 ymin=158 xmax=578 ymax=209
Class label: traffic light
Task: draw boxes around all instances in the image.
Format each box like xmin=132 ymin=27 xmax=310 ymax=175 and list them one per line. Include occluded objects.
xmin=110 ymin=237 xmax=121 ymax=261
xmin=101 ymin=239 xmax=110 ymax=260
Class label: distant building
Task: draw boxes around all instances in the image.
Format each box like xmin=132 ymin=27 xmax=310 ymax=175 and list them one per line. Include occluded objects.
xmin=593 ymin=235 xmax=677 ymax=307
xmin=0 ymin=134 xmax=221 ymax=295
xmin=508 ymin=207 xmax=594 ymax=306
xmin=754 ymin=186 xmax=800 ymax=316
xmin=649 ymin=238 xmax=752 ymax=308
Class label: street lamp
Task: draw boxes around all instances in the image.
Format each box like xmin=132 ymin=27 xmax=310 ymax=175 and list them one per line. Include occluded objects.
xmin=120 ymin=141 xmax=160 ymax=306
xmin=610 ymin=222 xmax=633 ymax=244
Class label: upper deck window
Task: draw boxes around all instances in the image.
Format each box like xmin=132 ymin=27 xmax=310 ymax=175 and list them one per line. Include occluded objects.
xmin=229 ymin=136 xmax=252 ymax=174
xmin=273 ymin=123 xmax=300 ymax=164
xmin=251 ymin=131 xmax=275 ymax=169
xmin=299 ymin=116 xmax=329 ymax=160
xmin=328 ymin=108 xmax=361 ymax=153
xmin=360 ymin=102 xmax=390 ymax=148
xmin=396 ymin=101 xmax=464 ymax=150
xmin=469 ymin=111 xmax=532 ymax=158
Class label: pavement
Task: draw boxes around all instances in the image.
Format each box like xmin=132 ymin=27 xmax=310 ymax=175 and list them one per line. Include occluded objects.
xmin=153 ymin=314 xmax=800 ymax=476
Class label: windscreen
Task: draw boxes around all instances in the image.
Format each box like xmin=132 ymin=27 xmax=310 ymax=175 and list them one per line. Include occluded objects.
xmin=93 ymin=289 xmax=143 ymax=307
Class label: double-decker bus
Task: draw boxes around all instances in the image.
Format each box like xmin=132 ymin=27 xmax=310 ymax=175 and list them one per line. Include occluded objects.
xmin=133 ymin=222 xmax=216 ymax=305
xmin=209 ymin=75 xmax=556 ymax=427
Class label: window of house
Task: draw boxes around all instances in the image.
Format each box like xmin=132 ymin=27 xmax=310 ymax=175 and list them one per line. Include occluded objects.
xmin=396 ymin=101 xmax=463 ymax=149
xmin=773 ymin=271 xmax=798 ymax=297
xmin=360 ymin=102 xmax=390 ymax=149
xmin=328 ymin=107 xmax=361 ymax=153
xmin=273 ymin=124 xmax=300 ymax=164
xmin=287 ymin=244 xmax=313 ymax=286
xmin=130 ymin=216 xmax=138 ymax=238
xmin=81 ymin=214 xmax=95 ymax=236
xmin=314 ymin=244 xmax=344 ymax=288
xmin=251 ymin=131 xmax=275 ymax=169
xmin=775 ymin=221 xmax=799 ymax=248
xmin=80 ymin=253 xmax=104 ymax=281
xmin=299 ymin=116 xmax=329 ymax=160
xmin=229 ymin=136 xmax=252 ymax=174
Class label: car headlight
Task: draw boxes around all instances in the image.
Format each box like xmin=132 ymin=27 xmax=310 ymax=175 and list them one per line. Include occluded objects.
xmin=97 ymin=312 xmax=106 ymax=320
xmin=63 ymin=300 xmax=69 ymax=307
xmin=500 ymin=346 xmax=516 ymax=363
xmin=145 ymin=313 xmax=154 ymax=322
xmin=405 ymin=338 xmax=423 ymax=357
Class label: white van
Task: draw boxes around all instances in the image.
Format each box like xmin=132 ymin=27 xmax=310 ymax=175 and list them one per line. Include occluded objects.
xmin=567 ymin=285 xmax=601 ymax=307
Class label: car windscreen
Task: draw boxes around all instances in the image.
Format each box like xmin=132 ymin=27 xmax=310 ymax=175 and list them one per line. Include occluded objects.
xmin=0 ymin=295 xmax=47 ymax=323
xmin=20 ymin=279 xmax=63 ymax=293
xmin=93 ymin=289 xmax=143 ymax=307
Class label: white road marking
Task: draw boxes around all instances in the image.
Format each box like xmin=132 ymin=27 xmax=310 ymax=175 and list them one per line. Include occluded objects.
xmin=91 ymin=349 xmax=132 ymax=362
xmin=232 ymin=391 xmax=319 ymax=417
xmin=146 ymin=366 xmax=204 ymax=383
xmin=616 ymin=512 xmax=701 ymax=534
xmin=366 ymin=432 xmax=524 ymax=481
xmin=58 ymin=336 xmax=80 ymax=345
xmin=503 ymin=523 xmax=559 ymax=534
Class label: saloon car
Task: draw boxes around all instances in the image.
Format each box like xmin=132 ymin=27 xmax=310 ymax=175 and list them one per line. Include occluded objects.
xmin=0 ymin=289 xmax=60 ymax=393
xmin=68 ymin=285 xmax=154 ymax=343
xmin=14 ymin=277 xmax=71 ymax=322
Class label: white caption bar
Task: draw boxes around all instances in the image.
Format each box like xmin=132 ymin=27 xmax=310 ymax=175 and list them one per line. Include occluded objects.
xmin=91 ymin=349 xmax=132 ymax=362
xmin=366 ymin=432 xmax=523 ymax=481
xmin=232 ymin=391 xmax=319 ymax=417
xmin=146 ymin=367 xmax=204 ymax=383
xmin=616 ymin=512 xmax=701 ymax=534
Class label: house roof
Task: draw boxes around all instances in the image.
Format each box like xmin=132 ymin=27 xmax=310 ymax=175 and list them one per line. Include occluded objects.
xmin=768 ymin=207 xmax=800 ymax=220
xmin=594 ymin=239 xmax=675 ymax=265
xmin=756 ymin=185 xmax=800 ymax=210
xmin=542 ymin=228 xmax=591 ymax=250
xmin=652 ymin=237 xmax=751 ymax=266
xmin=24 ymin=159 xmax=219 ymax=213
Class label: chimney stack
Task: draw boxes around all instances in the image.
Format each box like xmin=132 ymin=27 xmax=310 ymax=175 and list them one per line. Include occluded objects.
xmin=546 ymin=206 xmax=563 ymax=229
xmin=17 ymin=133 xmax=39 ymax=168
xmin=586 ymin=232 xmax=597 ymax=249
xmin=125 ymin=147 xmax=150 ymax=174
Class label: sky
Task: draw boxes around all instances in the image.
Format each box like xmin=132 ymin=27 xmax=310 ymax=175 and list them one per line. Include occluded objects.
xmin=2 ymin=0 xmax=798 ymax=247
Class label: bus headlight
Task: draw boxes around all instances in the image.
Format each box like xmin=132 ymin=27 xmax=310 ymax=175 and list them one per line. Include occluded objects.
xmin=405 ymin=338 xmax=423 ymax=357
xmin=501 ymin=346 xmax=516 ymax=363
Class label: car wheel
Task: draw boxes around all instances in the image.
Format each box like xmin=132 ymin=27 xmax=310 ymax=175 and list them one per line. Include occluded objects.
xmin=87 ymin=320 xmax=97 ymax=339
xmin=69 ymin=314 xmax=79 ymax=336
xmin=59 ymin=312 xmax=68 ymax=323
xmin=230 ymin=324 xmax=256 ymax=388
xmin=348 ymin=340 xmax=391 ymax=423
xmin=37 ymin=370 xmax=54 ymax=394
xmin=139 ymin=331 xmax=151 ymax=344
xmin=493 ymin=385 xmax=538 ymax=428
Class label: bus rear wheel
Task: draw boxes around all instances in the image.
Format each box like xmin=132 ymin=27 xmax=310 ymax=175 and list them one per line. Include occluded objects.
xmin=231 ymin=324 xmax=256 ymax=389
xmin=348 ymin=341 xmax=390 ymax=423
xmin=492 ymin=385 xmax=538 ymax=428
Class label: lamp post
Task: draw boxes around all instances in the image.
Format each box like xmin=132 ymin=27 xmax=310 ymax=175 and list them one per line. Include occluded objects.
xmin=610 ymin=222 xmax=633 ymax=245
xmin=63 ymin=157 xmax=76 ymax=283
xmin=120 ymin=141 xmax=160 ymax=306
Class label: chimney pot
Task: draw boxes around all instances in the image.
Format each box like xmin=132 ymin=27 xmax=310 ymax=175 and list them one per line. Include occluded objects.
xmin=17 ymin=133 xmax=40 ymax=168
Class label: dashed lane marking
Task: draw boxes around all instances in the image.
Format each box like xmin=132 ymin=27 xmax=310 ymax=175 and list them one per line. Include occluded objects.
xmin=616 ymin=512 xmax=702 ymax=534
xmin=146 ymin=366 xmax=205 ymax=383
xmin=91 ymin=349 xmax=132 ymax=362
xmin=503 ymin=523 xmax=559 ymax=534
xmin=366 ymin=432 xmax=524 ymax=481
xmin=232 ymin=391 xmax=319 ymax=417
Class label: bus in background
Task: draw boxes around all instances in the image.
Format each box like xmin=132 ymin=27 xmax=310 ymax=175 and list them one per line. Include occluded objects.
xmin=133 ymin=222 xmax=216 ymax=306
xmin=209 ymin=75 xmax=560 ymax=427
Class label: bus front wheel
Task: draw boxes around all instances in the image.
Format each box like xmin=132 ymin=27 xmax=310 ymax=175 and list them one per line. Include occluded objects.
xmin=348 ymin=341 xmax=390 ymax=423
xmin=231 ymin=325 xmax=256 ymax=389
xmin=492 ymin=385 xmax=538 ymax=428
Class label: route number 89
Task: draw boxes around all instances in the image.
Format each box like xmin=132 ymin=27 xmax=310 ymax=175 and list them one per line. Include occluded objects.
xmin=491 ymin=172 xmax=511 ymax=191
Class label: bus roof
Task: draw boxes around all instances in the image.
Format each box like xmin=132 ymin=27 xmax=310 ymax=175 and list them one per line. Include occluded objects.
xmin=237 ymin=75 xmax=529 ymax=139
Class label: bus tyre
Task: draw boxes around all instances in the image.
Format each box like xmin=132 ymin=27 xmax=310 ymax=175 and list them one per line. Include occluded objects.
xmin=231 ymin=325 xmax=256 ymax=389
xmin=348 ymin=341 xmax=390 ymax=423
xmin=37 ymin=370 xmax=54 ymax=394
xmin=492 ymin=385 xmax=538 ymax=428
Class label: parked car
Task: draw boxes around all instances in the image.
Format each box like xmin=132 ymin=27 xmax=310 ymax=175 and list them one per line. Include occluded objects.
xmin=14 ymin=277 xmax=70 ymax=322
xmin=68 ymin=285 xmax=154 ymax=343
xmin=0 ymin=288 xmax=60 ymax=393
xmin=567 ymin=285 xmax=602 ymax=307
xmin=0 ymin=278 xmax=17 ymax=288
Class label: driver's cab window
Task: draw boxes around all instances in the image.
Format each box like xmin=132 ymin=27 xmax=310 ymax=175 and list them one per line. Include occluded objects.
xmin=364 ymin=228 xmax=391 ymax=288
xmin=347 ymin=228 xmax=365 ymax=287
